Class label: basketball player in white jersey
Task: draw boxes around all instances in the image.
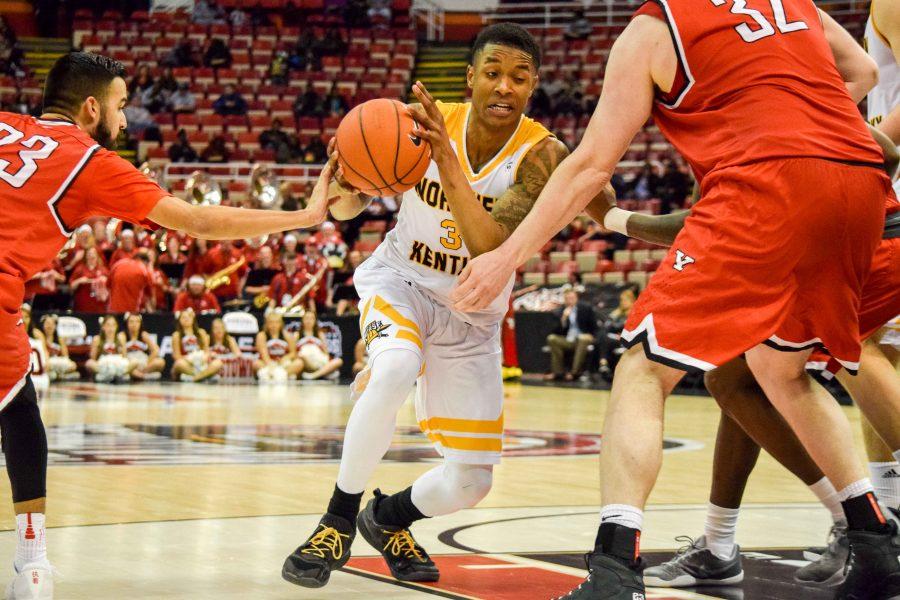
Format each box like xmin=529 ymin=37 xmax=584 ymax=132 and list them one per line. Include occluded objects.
xmin=282 ymin=24 xmax=602 ymax=588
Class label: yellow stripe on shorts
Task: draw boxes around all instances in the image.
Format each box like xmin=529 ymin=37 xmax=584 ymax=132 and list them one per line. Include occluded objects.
xmin=373 ymin=296 xmax=421 ymax=335
xmin=424 ymin=431 xmax=503 ymax=453
xmin=418 ymin=414 xmax=504 ymax=435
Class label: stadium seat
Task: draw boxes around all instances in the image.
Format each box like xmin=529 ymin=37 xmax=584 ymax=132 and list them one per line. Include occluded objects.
xmin=603 ymin=271 xmax=625 ymax=284
xmin=547 ymin=272 xmax=572 ymax=286
xmin=575 ymin=251 xmax=598 ymax=273
xmin=523 ymin=272 xmax=546 ymax=286
xmin=580 ymin=272 xmax=602 ymax=285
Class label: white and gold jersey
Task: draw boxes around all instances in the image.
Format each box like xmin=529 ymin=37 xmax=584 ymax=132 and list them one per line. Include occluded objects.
xmin=865 ymin=10 xmax=900 ymax=194
xmin=371 ymin=101 xmax=552 ymax=324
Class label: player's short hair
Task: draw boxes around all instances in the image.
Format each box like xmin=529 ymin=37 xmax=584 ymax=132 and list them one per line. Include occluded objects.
xmin=471 ymin=23 xmax=541 ymax=70
xmin=42 ymin=52 xmax=127 ymax=115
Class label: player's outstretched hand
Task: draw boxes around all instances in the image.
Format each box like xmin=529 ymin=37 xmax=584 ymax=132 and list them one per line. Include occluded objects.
xmin=327 ymin=137 xmax=362 ymax=198
xmin=407 ymin=81 xmax=454 ymax=164
xmin=305 ymin=162 xmax=337 ymax=225
xmin=452 ymin=248 xmax=517 ymax=312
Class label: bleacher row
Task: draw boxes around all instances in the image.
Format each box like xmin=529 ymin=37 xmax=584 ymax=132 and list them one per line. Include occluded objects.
xmin=520 ymin=241 xmax=668 ymax=289
xmin=68 ymin=11 xmax=416 ymax=162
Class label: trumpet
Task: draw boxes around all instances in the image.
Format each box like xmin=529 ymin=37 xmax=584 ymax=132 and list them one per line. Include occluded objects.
xmin=206 ymin=256 xmax=246 ymax=291
xmin=274 ymin=268 xmax=326 ymax=316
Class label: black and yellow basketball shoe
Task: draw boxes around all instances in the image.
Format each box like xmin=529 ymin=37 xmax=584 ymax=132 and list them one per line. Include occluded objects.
xmin=356 ymin=490 xmax=440 ymax=582
xmin=281 ymin=514 xmax=354 ymax=588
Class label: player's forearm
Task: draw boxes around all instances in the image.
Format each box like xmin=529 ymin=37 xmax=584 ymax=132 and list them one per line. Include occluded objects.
xmin=149 ymin=198 xmax=324 ymax=240
xmin=625 ymin=210 xmax=690 ymax=247
xmin=878 ymin=106 xmax=900 ymax=147
xmin=436 ymin=156 xmax=507 ymax=256
xmin=504 ymin=152 xmax=609 ymax=265
xmin=869 ymin=122 xmax=900 ymax=177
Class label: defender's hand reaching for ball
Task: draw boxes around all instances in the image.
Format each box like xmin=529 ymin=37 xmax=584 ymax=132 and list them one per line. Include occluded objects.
xmin=452 ymin=248 xmax=518 ymax=312
xmin=304 ymin=162 xmax=338 ymax=225
xmin=407 ymin=81 xmax=455 ymax=165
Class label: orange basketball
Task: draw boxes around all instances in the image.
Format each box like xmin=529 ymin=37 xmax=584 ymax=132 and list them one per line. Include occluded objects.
xmin=334 ymin=98 xmax=431 ymax=196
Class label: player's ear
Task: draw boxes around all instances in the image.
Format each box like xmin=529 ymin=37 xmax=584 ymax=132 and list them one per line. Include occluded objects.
xmin=466 ymin=65 xmax=474 ymax=89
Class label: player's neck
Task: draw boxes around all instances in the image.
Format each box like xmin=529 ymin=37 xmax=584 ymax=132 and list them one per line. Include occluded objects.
xmin=465 ymin=112 xmax=519 ymax=172
xmin=39 ymin=111 xmax=77 ymax=125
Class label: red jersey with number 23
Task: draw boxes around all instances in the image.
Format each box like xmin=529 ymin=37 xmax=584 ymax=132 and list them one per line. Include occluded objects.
xmin=636 ymin=0 xmax=884 ymax=183
xmin=0 ymin=113 xmax=167 ymax=401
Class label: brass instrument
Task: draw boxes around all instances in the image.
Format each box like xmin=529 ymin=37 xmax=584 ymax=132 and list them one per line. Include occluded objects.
xmin=205 ymin=256 xmax=247 ymax=291
xmin=275 ymin=267 xmax=326 ymax=316
xmin=185 ymin=170 xmax=223 ymax=206
xmin=249 ymin=164 xmax=281 ymax=209
xmin=138 ymin=161 xmax=166 ymax=188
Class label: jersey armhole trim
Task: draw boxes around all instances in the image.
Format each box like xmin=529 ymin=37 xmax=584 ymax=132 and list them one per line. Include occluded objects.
xmin=47 ymin=143 xmax=101 ymax=236
xmin=652 ymin=0 xmax=695 ymax=110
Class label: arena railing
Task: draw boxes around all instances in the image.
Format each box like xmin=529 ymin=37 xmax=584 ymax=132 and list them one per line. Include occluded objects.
xmin=161 ymin=162 xmax=325 ymax=186
xmin=412 ymin=0 xmax=446 ymax=42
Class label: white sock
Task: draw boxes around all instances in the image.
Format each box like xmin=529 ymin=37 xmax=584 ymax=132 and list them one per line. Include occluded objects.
xmin=599 ymin=504 xmax=643 ymax=530
xmin=14 ymin=513 xmax=48 ymax=572
xmin=808 ymin=477 xmax=847 ymax=525
xmin=836 ymin=478 xmax=875 ymax=502
xmin=704 ymin=503 xmax=739 ymax=560
xmin=869 ymin=462 xmax=900 ymax=510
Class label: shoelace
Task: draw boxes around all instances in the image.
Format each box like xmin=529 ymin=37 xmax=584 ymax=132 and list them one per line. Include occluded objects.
xmin=382 ymin=529 xmax=426 ymax=562
xmin=300 ymin=525 xmax=350 ymax=560
xmin=673 ymin=535 xmax=701 ymax=557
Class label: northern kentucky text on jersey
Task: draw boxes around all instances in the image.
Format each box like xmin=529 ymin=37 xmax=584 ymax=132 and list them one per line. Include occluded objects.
xmin=415 ymin=177 xmax=496 ymax=213
xmin=409 ymin=240 xmax=469 ymax=275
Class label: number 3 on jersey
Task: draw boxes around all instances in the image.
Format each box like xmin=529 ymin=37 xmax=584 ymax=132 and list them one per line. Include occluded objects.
xmin=440 ymin=219 xmax=462 ymax=251
xmin=0 ymin=122 xmax=59 ymax=188
xmin=711 ymin=0 xmax=808 ymax=43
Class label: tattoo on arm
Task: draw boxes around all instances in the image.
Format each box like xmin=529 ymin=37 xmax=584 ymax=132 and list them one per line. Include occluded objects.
xmin=491 ymin=138 xmax=571 ymax=235
xmin=626 ymin=210 xmax=690 ymax=247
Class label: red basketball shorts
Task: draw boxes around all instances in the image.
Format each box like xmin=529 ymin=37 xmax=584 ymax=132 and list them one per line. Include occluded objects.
xmin=621 ymin=158 xmax=891 ymax=373
xmin=807 ymin=236 xmax=900 ymax=379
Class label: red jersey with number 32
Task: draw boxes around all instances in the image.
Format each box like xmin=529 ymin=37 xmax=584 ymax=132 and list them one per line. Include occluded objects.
xmin=635 ymin=0 xmax=884 ymax=182
xmin=0 ymin=113 xmax=167 ymax=392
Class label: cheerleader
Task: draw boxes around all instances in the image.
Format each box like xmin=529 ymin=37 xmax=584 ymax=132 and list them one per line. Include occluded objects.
xmin=118 ymin=313 xmax=165 ymax=381
xmin=86 ymin=316 xmax=132 ymax=383
xmin=40 ymin=314 xmax=78 ymax=381
xmin=296 ymin=310 xmax=342 ymax=381
xmin=253 ymin=312 xmax=303 ymax=381
xmin=208 ymin=318 xmax=243 ymax=379
xmin=171 ymin=308 xmax=223 ymax=382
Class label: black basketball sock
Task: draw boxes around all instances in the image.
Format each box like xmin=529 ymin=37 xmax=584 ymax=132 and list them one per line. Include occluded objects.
xmin=594 ymin=522 xmax=641 ymax=568
xmin=326 ymin=484 xmax=363 ymax=525
xmin=374 ymin=487 xmax=427 ymax=529
xmin=842 ymin=492 xmax=892 ymax=534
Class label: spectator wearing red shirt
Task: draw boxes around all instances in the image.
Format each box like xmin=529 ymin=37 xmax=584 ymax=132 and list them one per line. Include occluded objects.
xmin=24 ymin=258 xmax=65 ymax=303
xmin=205 ymin=239 xmax=248 ymax=302
xmin=147 ymin=250 xmax=174 ymax=312
xmin=268 ymin=258 xmax=311 ymax=311
xmin=62 ymin=224 xmax=95 ymax=274
xmin=108 ymin=250 xmax=154 ymax=312
xmin=158 ymin=240 xmax=186 ymax=266
xmin=69 ymin=247 xmax=110 ymax=313
xmin=91 ymin=220 xmax=115 ymax=262
xmin=242 ymin=236 xmax=267 ymax=265
xmin=183 ymin=238 xmax=212 ymax=280
xmin=174 ymin=275 xmax=221 ymax=314
xmin=302 ymin=241 xmax=331 ymax=312
xmin=109 ymin=229 xmax=138 ymax=267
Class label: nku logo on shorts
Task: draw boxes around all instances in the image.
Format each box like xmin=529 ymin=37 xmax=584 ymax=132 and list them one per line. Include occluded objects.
xmin=364 ymin=320 xmax=390 ymax=348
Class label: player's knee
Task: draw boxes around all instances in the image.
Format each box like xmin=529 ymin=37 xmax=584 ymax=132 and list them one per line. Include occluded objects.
xmin=447 ymin=464 xmax=493 ymax=509
xmin=368 ymin=349 xmax=421 ymax=393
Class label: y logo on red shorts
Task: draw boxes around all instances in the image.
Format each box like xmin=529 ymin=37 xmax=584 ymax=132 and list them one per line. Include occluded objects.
xmin=673 ymin=250 xmax=696 ymax=272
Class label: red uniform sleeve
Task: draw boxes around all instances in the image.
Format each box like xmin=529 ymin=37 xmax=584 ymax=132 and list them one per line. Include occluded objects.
xmin=633 ymin=1 xmax=664 ymax=20
xmin=58 ymin=148 xmax=168 ymax=230
xmin=174 ymin=292 xmax=189 ymax=312
xmin=206 ymin=292 xmax=221 ymax=312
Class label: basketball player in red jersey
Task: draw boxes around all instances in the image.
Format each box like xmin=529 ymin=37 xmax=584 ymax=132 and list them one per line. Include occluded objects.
xmin=0 ymin=52 xmax=335 ymax=599
xmin=454 ymin=2 xmax=899 ymax=598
